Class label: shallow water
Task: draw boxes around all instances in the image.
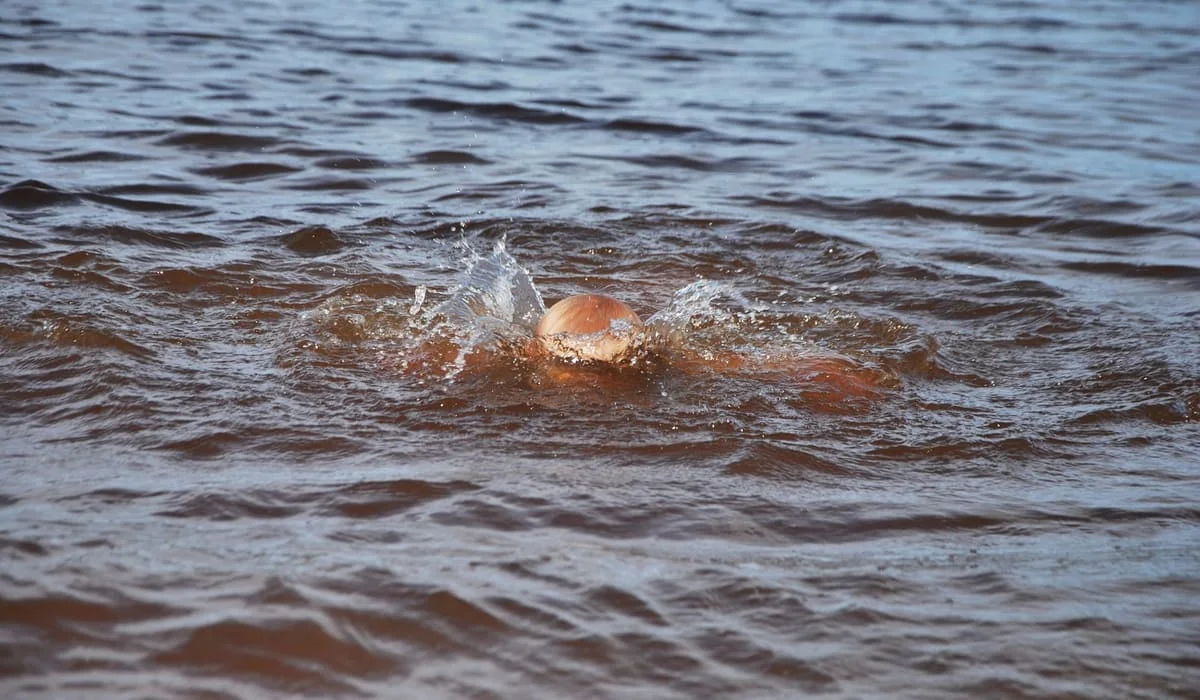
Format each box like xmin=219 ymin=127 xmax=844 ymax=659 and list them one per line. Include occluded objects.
xmin=2 ymin=0 xmax=1199 ymax=698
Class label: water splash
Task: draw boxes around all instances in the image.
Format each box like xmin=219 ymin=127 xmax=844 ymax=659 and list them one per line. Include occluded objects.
xmin=646 ymin=279 xmax=736 ymax=329
xmin=408 ymin=285 xmax=427 ymax=316
xmin=415 ymin=239 xmax=546 ymax=377
xmin=435 ymin=238 xmax=545 ymax=331
xmin=291 ymin=239 xmax=544 ymax=379
xmin=642 ymin=279 xmax=775 ymax=360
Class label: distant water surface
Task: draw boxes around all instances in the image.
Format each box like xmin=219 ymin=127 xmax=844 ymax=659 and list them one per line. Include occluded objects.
xmin=1 ymin=0 xmax=1198 ymax=698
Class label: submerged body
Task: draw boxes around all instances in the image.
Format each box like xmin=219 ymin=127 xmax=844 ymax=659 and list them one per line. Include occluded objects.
xmin=402 ymin=287 xmax=894 ymax=399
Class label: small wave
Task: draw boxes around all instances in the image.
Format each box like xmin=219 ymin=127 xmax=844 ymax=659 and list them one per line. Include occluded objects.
xmin=145 ymin=478 xmax=479 ymax=521
xmin=155 ymin=131 xmax=285 ymax=152
xmin=582 ymin=153 xmax=760 ymax=173
xmin=313 ymin=155 xmax=391 ymax=170
xmin=278 ymin=225 xmax=346 ymax=256
xmin=726 ymin=442 xmax=853 ymax=479
xmin=43 ymin=150 xmax=151 ymax=163
xmin=0 ymin=180 xmax=80 ymax=210
xmin=322 ymin=479 xmax=481 ymax=519
xmin=283 ymin=176 xmax=375 ymax=191
xmin=153 ymin=432 xmax=246 ymax=459
xmin=24 ymin=309 xmax=155 ymax=360
xmin=0 ymin=591 xmax=176 ymax=634
xmin=405 ymin=97 xmax=586 ymax=125
xmin=59 ymin=487 xmax=165 ymax=505
xmin=604 ymin=117 xmax=705 ymax=135
xmin=622 ymin=18 xmax=758 ymax=39
xmin=689 ymin=626 xmax=838 ymax=689
xmin=143 ymin=267 xmax=232 ymax=294
xmin=0 ymin=233 xmax=41 ymax=249
xmin=151 ymin=616 xmax=394 ymax=694
xmin=155 ymin=491 xmax=307 ymax=520
xmin=868 ymin=434 xmax=1075 ymax=465
xmin=96 ymin=183 xmax=210 ymax=197
xmin=1059 ymin=260 xmax=1200 ymax=286
xmin=83 ymin=193 xmax=203 ymax=214
xmin=412 ymin=150 xmax=492 ymax=165
xmin=0 ymin=537 xmax=47 ymax=557
xmin=66 ymin=224 xmax=224 ymax=249
xmin=834 ymin=12 xmax=1070 ymax=30
xmin=1035 ymin=217 xmax=1173 ymax=239
xmin=1069 ymin=389 xmax=1200 ymax=426
xmin=833 ymin=12 xmax=923 ymax=26
xmin=341 ymin=46 xmax=474 ymax=64
xmin=0 ymin=61 xmax=70 ymax=77
xmin=192 ymin=161 xmax=302 ymax=181
xmin=794 ymin=121 xmax=957 ymax=148
xmin=735 ymin=195 xmax=1188 ymax=243
xmin=0 ymin=180 xmax=208 ymax=217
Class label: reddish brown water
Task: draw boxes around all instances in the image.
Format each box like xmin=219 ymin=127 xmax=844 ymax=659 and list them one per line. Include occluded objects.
xmin=2 ymin=1 xmax=1199 ymax=698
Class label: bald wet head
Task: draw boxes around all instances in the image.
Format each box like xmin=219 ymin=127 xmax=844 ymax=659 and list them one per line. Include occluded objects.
xmin=535 ymin=294 xmax=643 ymax=363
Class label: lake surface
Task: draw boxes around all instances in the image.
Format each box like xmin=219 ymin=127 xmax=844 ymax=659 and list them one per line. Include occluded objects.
xmin=2 ymin=0 xmax=1198 ymax=698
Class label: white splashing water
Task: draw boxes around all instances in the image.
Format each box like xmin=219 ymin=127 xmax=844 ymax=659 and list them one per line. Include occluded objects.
xmin=408 ymin=285 xmax=427 ymax=316
xmin=419 ymin=239 xmax=547 ymax=377
xmin=435 ymin=239 xmax=545 ymax=330
xmin=641 ymin=279 xmax=780 ymax=360
xmin=645 ymin=279 xmax=736 ymax=329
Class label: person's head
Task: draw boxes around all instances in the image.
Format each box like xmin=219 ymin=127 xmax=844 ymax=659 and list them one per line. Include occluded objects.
xmin=535 ymin=294 xmax=643 ymax=362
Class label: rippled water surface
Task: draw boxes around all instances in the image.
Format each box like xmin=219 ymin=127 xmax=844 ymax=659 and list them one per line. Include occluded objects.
xmin=2 ymin=0 xmax=1199 ymax=698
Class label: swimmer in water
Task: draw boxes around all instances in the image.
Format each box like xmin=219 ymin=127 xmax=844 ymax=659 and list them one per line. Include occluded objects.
xmin=527 ymin=293 xmax=890 ymax=397
xmin=397 ymin=287 xmax=893 ymax=398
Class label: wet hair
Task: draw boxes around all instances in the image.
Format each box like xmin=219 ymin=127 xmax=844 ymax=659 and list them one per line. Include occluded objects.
xmin=535 ymin=294 xmax=643 ymax=362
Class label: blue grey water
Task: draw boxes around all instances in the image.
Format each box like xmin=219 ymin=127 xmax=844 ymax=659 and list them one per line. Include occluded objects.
xmin=1 ymin=1 xmax=1198 ymax=698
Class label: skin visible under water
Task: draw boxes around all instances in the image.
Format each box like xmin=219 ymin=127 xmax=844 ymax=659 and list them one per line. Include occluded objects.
xmin=388 ymin=245 xmax=897 ymax=402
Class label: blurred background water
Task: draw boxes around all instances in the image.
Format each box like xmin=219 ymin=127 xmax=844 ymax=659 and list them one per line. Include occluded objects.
xmin=2 ymin=1 xmax=1198 ymax=698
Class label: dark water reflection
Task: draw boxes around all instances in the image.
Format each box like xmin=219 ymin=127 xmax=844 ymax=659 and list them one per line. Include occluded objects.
xmin=2 ymin=0 xmax=1199 ymax=698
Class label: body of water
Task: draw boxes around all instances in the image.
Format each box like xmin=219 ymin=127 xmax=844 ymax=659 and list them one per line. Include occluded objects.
xmin=2 ymin=1 xmax=1198 ymax=698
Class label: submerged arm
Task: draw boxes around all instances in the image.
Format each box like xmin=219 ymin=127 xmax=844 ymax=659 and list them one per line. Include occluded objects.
xmin=669 ymin=350 xmax=896 ymax=398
